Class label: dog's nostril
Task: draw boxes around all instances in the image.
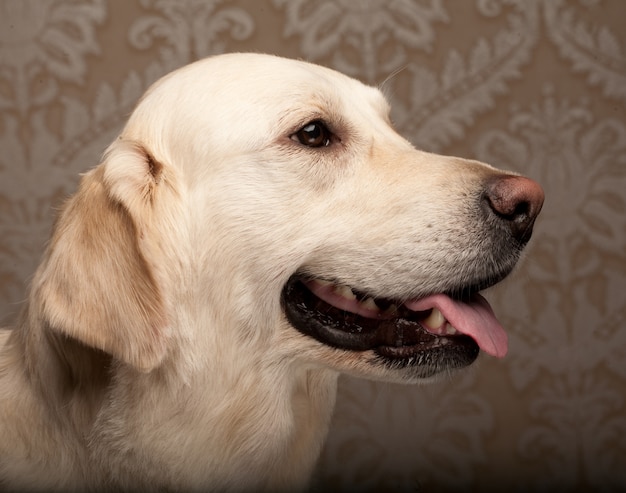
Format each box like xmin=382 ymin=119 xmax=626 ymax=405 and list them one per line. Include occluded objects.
xmin=484 ymin=175 xmax=544 ymax=244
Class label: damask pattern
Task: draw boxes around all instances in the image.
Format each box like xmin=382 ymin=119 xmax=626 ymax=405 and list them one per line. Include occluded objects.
xmin=0 ymin=1 xmax=624 ymax=491
xmin=545 ymin=0 xmax=626 ymax=101
xmin=274 ymin=0 xmax=448 ymax=81
xmin=129 ymin=0 xmax=254 ymax=64
xmin=0 ymin=0 xmax=106 ymax=112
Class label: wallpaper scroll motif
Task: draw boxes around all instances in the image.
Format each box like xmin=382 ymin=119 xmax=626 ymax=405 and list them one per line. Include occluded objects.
xmin=545 ymin=0 xmax=626 ymax=102
xmin=0 ymin=0 xmax=106 ymax=112
xmin=129 ymin=0 xmax=255 ymax=64
xmin=274 ymin=0 xmax=449 ymax=82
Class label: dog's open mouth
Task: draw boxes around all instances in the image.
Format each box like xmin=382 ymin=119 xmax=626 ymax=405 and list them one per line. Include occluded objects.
xmin=281 ymin=276 xmax=507 ymax=364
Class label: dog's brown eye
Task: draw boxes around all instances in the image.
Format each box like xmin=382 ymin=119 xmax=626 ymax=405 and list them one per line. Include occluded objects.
xmin=293 ymin=121 xmax=332 ymax=148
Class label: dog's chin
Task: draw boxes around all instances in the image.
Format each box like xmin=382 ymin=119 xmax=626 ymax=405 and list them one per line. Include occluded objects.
xmin=280 ymin=276 xmax=482 ymax=379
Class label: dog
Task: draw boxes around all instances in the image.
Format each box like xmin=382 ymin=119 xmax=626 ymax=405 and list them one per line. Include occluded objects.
xmin=0 ymin=53 xmax=543 ymax=492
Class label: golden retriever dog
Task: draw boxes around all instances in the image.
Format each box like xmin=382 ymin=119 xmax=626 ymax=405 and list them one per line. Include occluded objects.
xmin=0 ymin=53 xmax=543 ymax=492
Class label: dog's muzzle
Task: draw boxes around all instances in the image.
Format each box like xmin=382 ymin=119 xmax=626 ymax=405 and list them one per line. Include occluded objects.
xmin=281 ymin=173 xmax=544 ymax=373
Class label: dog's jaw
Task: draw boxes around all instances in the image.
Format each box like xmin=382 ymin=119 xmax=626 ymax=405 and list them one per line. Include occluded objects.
xmin=281 ymin=275 xmax=489 ymax=379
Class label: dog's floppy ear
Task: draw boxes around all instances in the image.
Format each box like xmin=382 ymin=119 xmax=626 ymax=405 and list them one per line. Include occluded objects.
xmin=33 ymin=141 xmax=171 ymax=372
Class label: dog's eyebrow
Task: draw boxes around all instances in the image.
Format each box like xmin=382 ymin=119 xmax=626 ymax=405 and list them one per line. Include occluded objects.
xmin=279 ymin=105 xmax=339 ymax=133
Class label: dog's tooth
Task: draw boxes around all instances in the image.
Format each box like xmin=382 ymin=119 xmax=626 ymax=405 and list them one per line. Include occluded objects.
xmin=334 ymin=284 xmax=356 ymax=300
xmin=361 ymin=297 xmax=379 ymax=311
xmin=423 ymin=308 xmax=445 ymax=329
xmin=315 ymin=278 xmax=332 ymax=287
xmin=445 ymin=323 xmax=458 ymax=335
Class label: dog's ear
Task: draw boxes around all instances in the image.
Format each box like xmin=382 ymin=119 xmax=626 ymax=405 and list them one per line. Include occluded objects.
xmin=33 ymin=141 xmax=171 ymax=372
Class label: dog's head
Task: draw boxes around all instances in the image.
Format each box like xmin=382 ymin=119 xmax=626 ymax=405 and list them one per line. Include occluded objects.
xmin=32 ymin=53 xmax=543 ymax=383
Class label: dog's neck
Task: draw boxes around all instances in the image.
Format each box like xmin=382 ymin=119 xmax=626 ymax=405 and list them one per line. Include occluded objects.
xmin=2 ymin=308 xmax=339 ymax=491
xmin=87 ymin=346 xmax=339 ymax=490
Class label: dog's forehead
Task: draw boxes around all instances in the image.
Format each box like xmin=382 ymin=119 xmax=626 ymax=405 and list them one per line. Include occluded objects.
xmin=160 ymin=53 xmax=388 ymax=120
xmin=126 ymin=54 xmax=393 ymax=161
xmin=230 ymin=55 xmax=386 ymax=119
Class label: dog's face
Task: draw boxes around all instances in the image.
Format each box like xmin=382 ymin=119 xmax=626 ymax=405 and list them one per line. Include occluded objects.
xmin=37 ymin=54 xmax=543 ymax=384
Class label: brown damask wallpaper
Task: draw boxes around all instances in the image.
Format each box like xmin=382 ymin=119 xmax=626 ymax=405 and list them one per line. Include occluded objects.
xmin=1 ymin=1 xmax=625 ymax=491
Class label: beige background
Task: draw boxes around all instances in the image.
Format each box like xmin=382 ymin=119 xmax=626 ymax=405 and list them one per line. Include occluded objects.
xmin=1 ymin=0 xmax=625 ymax=491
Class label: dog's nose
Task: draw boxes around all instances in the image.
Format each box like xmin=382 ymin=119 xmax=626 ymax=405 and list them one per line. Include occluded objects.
xmin=484 ymin=175 xmax=544 ymax=244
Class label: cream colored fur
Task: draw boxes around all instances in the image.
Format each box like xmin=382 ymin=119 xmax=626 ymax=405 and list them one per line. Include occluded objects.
xmin=1 ymin=53 xmax=520 ymax=492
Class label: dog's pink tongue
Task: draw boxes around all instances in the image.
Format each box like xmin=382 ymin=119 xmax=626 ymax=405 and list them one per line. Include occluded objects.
xmin=404 ymin=294 xmax=508 ymax=358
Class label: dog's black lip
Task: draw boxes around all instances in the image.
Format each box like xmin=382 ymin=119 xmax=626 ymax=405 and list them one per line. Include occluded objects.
xmin=280 ymin=276 xmax=480 ymax=366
